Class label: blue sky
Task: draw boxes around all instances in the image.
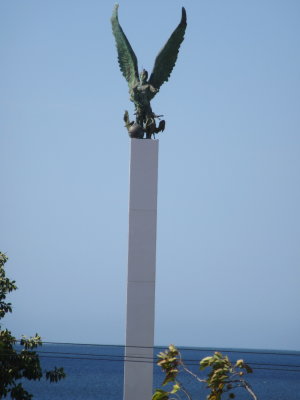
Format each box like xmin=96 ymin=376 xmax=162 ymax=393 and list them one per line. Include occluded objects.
xmin=1 ymin=0 xmax=300 ymax=350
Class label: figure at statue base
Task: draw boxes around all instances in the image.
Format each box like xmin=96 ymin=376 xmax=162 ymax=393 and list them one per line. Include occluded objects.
xmin=124 ymin=110 xmax=165 ymax=139
xmin=111 ymin=4 xmax=187 ymax=139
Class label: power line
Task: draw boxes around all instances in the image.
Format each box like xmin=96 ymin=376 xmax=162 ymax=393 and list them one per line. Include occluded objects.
xmin=28 ymin=355 xmax=300 ymax=372
xmin=10 ymin=347 xmax=300 ymax=365
xmin=35 ymin=350 xmax=300 ymax=368
xmin=3 ymin=350 xmax=300 ymax=372
xmin=24 ymin=341 xmax=300 ymax=357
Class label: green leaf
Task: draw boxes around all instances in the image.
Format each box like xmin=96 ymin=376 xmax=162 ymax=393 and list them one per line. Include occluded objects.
xmin=152 ymin=389 xmax=169 ymax=400
xmin=170 ymin=383 xmax=180 ymax=394
xmin=200 ymin=356 xmax=212 ymax=369
xmin=244 ymin=363 xmax=253 ymax=374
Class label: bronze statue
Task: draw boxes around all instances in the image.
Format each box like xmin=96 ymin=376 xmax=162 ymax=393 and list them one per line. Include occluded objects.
xmin=111 ymin=4 xmax=187 ymax=139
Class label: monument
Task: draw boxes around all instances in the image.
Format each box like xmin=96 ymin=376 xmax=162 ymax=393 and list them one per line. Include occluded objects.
xmin=111 ymin=4 xmax=187 ymax=399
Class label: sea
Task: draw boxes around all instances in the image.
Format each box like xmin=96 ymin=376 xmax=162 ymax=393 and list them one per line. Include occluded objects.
xmin=20 ymin=344 xmax=300 ymax=399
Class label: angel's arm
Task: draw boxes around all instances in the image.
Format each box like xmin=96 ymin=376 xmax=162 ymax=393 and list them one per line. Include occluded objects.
xmin=149 ymin=85 xmax=158 ymax=94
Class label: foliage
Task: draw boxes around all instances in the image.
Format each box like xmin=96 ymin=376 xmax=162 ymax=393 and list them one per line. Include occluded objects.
xmin=153 ymin=345 xmax=258 ymax=400
xmin=0 ymin=252 xmax=65 ymax=399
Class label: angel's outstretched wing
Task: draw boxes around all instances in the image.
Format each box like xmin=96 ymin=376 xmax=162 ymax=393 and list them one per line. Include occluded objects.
xmin=148 ymin=7 xmax=187 ymax=98
xmin=111 ymin=4 xmax=139 ymax=89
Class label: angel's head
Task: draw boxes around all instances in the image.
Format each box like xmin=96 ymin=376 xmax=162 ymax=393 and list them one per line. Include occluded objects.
xmin=140 ymin=69 xmax=148 ymax=84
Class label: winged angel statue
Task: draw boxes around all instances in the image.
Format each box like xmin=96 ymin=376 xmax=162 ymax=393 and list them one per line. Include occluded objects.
xmin=111 ymin=5 xmax=187 ymax=139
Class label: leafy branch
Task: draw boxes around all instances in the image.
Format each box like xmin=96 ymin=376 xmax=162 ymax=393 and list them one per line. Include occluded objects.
xmin=0 ymin=252 xmax=66 ymax=399
xmin=153 ymin=345 xmax=258 ymax=400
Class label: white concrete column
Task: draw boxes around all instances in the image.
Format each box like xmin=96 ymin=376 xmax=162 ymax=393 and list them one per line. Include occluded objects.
xmin=123 ymin=139 xmax=159 ymax=400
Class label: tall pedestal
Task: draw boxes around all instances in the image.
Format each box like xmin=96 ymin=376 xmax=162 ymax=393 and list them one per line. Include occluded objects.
xmin=123 ymin=139 xmax=159 ymax=400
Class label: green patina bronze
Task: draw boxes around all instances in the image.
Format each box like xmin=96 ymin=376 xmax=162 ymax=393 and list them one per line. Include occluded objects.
xmin=111 ymin=4 xmax=187 ymax=139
